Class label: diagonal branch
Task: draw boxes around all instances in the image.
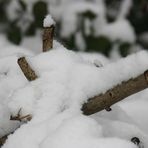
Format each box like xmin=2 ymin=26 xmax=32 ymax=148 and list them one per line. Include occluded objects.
xmin=18 ymin=57 xmax=38 ymax=81
xmin=82 ymin=70 xmax=148 ymax=115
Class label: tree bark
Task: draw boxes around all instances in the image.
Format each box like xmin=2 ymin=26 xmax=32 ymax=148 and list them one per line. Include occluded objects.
xmin=43 ymin=25 xmax=55 ymax=52
xmin=82 ymin=70 xmax=148 ymax=115
xmin=18 ymin=57 xmax=38 ymax=81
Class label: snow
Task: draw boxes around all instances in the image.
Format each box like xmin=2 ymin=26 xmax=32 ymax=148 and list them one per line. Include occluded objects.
xmin=98 ymin=19 xmax=136 ymax=43
xmin=75 ymin=32 xmax=86 ymax=51
xmin=21 ymin=31 xmax=42 ymax=54
xmin=78 ymin=52 xmax=110 ymax=66
xmin=4 ymin=0 xmax=136 ymax=52
xmin=6 ymin=0 xmax=21 ymax=21
xmin=118 ymin=89 xmax=148 ymax=134
xmin=43 ymin=14 xmax=55 ymax=27
xmin=0 ymin=38 xmax=148 ymax=148
xmin=0 ymin=38 xmax=34 ymax=138
xmin=1 ymin=1 xmax=148 ymax=147
xmin=56 ymin=1 xmax=136 ymax=47
xmin=60 ymin=1 xmax=105 ymax=38
xmin=117 ymin=0 xmax=133 ymax=19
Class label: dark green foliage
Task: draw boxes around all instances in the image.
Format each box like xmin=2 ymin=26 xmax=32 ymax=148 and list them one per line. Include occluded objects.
xmin=62 ymin=35 xmax=76 ymax=50
xmin=0 ymin=0 xmax=10 ymax=22
xmin=105 ymin=0 xmax=121 ymax=22
xmin=81 ymin=10 xmax=97 ymax=20
xmin=119 ymin=42 xmax=131 ymax=57
xmin=77 ymin=10 xmax=112 ymax=56
xmin=33 ymin=1 xmax=48 ymax=28
xmin=18 ymin=0 xmax=27 ymax=11
xmin=85 ymin=36 xmax=112 ymax=56
xmin=25 ymin=22 xmax=36 ymax=36
xmin=0 ymin=0 xmax=147 ymax=56
xmin=6 ymin=23 xmax=22 ymax=45
xmin=128 ymin=0 xmax=148 ymax=34
xmin=55 ymin=22 xmax=61 ymax=38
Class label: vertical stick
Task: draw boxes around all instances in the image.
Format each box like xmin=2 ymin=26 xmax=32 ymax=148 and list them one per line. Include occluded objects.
xmin=43 ymin=25 xmax=55 ymax=52
xmin=43 ymin=14 xmax=55 ymax=52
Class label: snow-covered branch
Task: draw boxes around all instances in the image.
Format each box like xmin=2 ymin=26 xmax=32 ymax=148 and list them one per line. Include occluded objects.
xmin=17 ymin=55 xmax=148 ymax=116
xmin=82 ymin=70 xmax=148 ymax=115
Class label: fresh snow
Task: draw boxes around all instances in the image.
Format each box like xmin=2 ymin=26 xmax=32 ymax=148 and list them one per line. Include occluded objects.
xmin=53 ymin=0 xmax=136 ymax=44
xmin=60 ymin=1 xmax=105 ymax=38
xmin=0 ymin=38 xmax=147 ymax=148
xmin=117 ymin=0 xmax=132 ymax=19
xmin=43 ymin=14 xmax=55 ymax=28
xmin=97 ymin=19 xmax=136 ymax=43
xmin=1 ymin=1 xmax=147 ymax=147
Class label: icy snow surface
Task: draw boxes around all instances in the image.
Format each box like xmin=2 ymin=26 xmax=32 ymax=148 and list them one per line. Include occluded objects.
xmin=0 ymin=40 xmax=148 ymax=148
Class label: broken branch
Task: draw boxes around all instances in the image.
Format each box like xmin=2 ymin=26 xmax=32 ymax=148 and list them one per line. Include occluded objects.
xmin=18 ymin=57 xmax=38 ymax=81
xmin=10 ymin=114 xmax=32 ymax=122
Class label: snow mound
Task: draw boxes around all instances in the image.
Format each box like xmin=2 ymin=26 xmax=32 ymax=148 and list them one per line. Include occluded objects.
xmin=0 ymin=42 xmax=148 ymax=148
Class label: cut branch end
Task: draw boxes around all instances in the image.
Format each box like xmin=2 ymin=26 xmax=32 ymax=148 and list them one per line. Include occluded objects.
xmin=18 ymin=57 xmax=38 ymax=81
xmin=43 ymin=25 xmax=55 ymax=52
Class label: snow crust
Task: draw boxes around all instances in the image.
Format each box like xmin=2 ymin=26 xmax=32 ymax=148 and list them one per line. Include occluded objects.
xmin=43 ymin=14 xmax=55 ymax=27
xmin=0 ymin=40 xmax=148 ymax=148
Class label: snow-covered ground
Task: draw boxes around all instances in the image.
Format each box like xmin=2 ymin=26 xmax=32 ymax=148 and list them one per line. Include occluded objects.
xmin=0 ymin=34 xmax=148 ymax=148
xmin=0 ymin=0 xmax=147 ymax=147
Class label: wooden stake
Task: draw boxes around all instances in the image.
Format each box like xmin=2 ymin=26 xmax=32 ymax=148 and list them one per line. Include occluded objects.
xmin=18 ymin=57 xmax=38 ymax=81
xmin=43 ymin=25 xmax=55 ymax=52
xmin=82 ymin=70 xmax=148 ymax=115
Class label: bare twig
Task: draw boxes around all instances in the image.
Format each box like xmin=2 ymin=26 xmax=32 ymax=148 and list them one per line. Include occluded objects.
xmin=10 ymin=114 xmax=32 ymax=122
xmin=10 ymin=108 xmax=32 ymax=122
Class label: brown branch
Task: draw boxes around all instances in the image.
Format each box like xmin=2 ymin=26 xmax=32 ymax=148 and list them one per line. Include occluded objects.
xmin=18 ymin=57 xmax=38 ymax=81
xmin=1 ymin=69 xmax=148 ymax=147
xmin=10 ymin=114 xmax=32 ymax=122
xmin=82 ymin=70 xmax=148 ymax=115
xmin=0 ymin=134 xmax=9 ymax=146
xmin=17 ymin=57 xmax=37 ymax=119
xmin=10 ymin=108 xmax=32 ymax=122
xmin=43 ymin=25 xmax=55 ymax=52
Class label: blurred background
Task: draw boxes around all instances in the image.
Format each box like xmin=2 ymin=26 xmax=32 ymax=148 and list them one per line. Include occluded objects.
xmin=0 ymin=0 xmax=148 ymax=58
